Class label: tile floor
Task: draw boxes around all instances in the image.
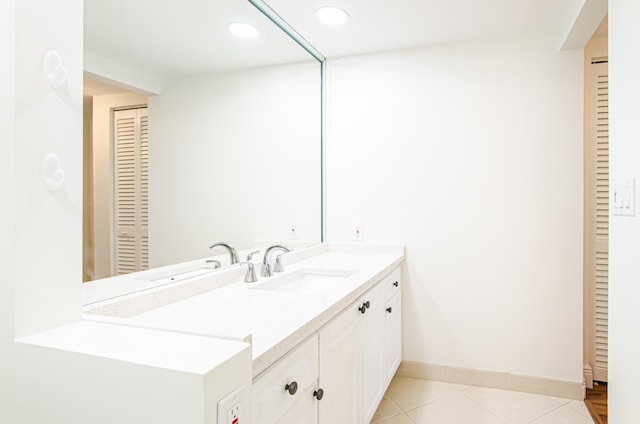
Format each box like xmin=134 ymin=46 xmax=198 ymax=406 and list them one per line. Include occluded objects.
xmin=371 ymin=377 xmax=594 ymax=424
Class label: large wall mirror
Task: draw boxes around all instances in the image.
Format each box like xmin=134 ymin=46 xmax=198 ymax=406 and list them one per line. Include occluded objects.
xmin=83 ymin=0 xmax=323 ymax=282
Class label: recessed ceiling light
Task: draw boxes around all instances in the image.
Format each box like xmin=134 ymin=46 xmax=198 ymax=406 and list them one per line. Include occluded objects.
xmin=315 ymin=6 xmax=349 ymax=26
xmin=227 ymin=22 xmax=259 ymax=39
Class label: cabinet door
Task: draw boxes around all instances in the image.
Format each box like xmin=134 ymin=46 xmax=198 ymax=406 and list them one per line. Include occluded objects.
xmin=361 ymin=284 xmax=388 ymax=424
xmin=383 ymin=292 xmax=402 ymax=386
xmin=278 ymin=385 xmax=318 ymax=424
xmin=318 ymin=301 xmax=362 ymax=424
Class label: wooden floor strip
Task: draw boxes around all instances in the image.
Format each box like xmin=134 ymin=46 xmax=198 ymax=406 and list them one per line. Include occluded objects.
xmin=585 ymin=383 xmax=607 ymax=424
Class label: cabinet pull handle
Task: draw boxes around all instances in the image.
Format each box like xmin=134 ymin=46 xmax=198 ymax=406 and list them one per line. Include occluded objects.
xmin=285 ymin=381 xmax=298 ymax=395
xmin=386 ymin=307 xmax=393 ymax=313
xmin=393 ymin=281 xmax=399 ymax=287
xmin=314 ymin=388 xmax=324 ymax=400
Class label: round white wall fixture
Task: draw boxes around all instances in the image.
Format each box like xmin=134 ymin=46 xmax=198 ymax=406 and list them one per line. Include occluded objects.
xmin=315 ymin=6 xmax=349 ymax=25
xmin=43 ymin=50 xmax=67 ymax=89
xmin=42 ymin=153 xmax=65 ymax=191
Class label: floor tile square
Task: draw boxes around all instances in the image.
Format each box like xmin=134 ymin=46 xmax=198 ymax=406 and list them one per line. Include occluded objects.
xmin=464 ymin=385 xmax=565 ymax=424
xmin=406 ymin=390 xmax=506 ymax=424
xmin=565 ymin=399 xmax=592 ymax=418
xmin=372 ymin=397 xmax=403 ymax=423
xmin=385 ymin=377 xmax=460 ymax=411
xmin=530 ymin=404 xmax=595 ymax=423
xmin=377 ymin=413 xmax=415 ymax=424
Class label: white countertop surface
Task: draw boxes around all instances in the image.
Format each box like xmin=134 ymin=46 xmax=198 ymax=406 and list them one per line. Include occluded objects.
xmin=19 ymin=320 xmax=250 ymax=375
xmin=82 ymin=243 xmax=404 ymax=376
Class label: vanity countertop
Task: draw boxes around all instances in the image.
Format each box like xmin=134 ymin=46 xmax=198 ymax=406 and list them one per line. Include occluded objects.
xmin=18 ymin=320 xmax=251 ymax=375
xmin=82 ymin=243 xmax=404 ymax=376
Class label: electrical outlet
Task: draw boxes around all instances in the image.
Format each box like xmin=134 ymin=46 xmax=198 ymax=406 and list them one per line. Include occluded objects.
xmin=353 ymin=223 xmax=364 ymax=241
xmin=218 ymin=385 xmax=245 ymax=424
xmin=289 ymin=224 xmax=299 ymax=240
xmin=228 ymin=402 xmax=240 ymax=424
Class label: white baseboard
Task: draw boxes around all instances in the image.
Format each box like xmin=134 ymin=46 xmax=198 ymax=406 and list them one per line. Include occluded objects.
xmin=583 ymin=364 xmax=594 ymax=390
xmin=397 ymin=361 xmax=585 ymax=400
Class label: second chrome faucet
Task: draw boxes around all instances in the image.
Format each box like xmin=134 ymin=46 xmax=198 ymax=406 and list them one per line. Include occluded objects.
xmin=209 ymin=242 xmax=239 ymax=265
xmin=261 ymin=245 xmax=291 ymax=277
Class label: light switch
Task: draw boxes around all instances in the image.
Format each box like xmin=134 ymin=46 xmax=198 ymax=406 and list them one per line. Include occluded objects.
xmin=613 ymin=178 xmax=636 ymax=216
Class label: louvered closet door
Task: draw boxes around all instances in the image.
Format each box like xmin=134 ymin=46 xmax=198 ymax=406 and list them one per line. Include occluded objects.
xmin=114 ymin=108 xmax=149 ymax=275
xmin=589 ymin=61 xmax=608 ymax=382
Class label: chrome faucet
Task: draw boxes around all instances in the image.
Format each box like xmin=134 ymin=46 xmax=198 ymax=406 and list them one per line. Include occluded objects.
xmin=205 ymin=259 xmax=221 ymax=269
xmin=209 ymin=242 xmax=239 ymax=265
xmin=246 ymin=250 xmax=260 ymax=261
xmin=261 ymin=245 xmax=291 ymax=277
xmin=240 ymin=262 xmax=258 ymax=283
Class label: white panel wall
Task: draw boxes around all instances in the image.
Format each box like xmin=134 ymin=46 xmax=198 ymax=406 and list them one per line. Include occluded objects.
xmin=0 ymin=1 xmax=16 ymax=421
xmin=13 ymin=0 xmax=83 ymax=337
xmin=148 ymin=62 xmax=321 ymax=267
xmin=608 ymin=0 xmax=640 ymax=421
xmin=326 ymin=33 xmax=584 ymax=381
xmin=4 ymin=0 xmax=82 ymax=420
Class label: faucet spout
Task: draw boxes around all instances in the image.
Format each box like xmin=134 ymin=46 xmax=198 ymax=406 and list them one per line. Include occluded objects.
xmin=209 ymin=242 xmax=239 ymax=265
xmin=261 ymin=244 xmax=291 ymax=277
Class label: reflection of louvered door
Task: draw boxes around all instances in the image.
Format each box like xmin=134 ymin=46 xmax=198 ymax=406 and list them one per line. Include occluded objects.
xmin=113 ymin=108 xmax=149 ymax=275
xmin=588 ymin=60 xmax=608 ymax=382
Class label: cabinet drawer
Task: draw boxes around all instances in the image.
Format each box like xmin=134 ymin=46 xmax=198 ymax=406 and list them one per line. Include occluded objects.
xmin=356 ymin=267 xmax=401 ymax=322
xmin=253 ymin=335 xmax=319 ymax=424
xmin=381 ymin=267 xmax=401 ymax=302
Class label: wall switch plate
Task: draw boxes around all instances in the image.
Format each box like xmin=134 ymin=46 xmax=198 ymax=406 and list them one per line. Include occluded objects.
xmin=613 ymin=178 xmax=636 ymax=216
xmin=218 ymin=385 xmax=245 ymax=424
xmin=289 ymin=224 xmax=299 ymax=240
xmin=352 ymin=223 xmax=364 ymax=241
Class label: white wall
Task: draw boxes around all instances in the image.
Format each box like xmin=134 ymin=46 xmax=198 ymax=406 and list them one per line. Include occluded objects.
xmin=148 ymin=62 xmax=321 ymax=267
xmin=13 ymin=0 xmax=83 ymax=338
xmin=0 ymin=0 xmax=16 ymax=421
xmin=326 ymin=33 xmax=584 ymax=382
xmin=608 ymin=0 xmax=640 ymax=421
xmin=3 ymin=0 xmax=82 ymax=420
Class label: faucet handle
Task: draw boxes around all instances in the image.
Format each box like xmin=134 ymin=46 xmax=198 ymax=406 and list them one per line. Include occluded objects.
xmin=206 ymin=259 xmax=221 ymax=269
xmin=240 ymin=262 xmax=257 ymax=283
xmin=273 ymin=253 xmax=286 ymax=273
xmin=246 ymin=250 xmax=260 ymax=261
xmin=260 ymin=262 xmax=271 ymax=278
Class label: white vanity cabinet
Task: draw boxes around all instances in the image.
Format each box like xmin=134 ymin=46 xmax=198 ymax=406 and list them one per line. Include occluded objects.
xmin=252 ymin=267 xmax=402 ymax=424
xmin=318 ymin=267 xmax=402 ymax=424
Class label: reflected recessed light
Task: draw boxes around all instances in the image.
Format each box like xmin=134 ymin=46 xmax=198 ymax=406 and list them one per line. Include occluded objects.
xmin=315 ymin=6 xmax=349 ymax=25
xmin=228 ymin=22 xmax=259 ymax=39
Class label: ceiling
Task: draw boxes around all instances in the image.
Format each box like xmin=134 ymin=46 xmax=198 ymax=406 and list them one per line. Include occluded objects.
xmin=264 ymin=0 xmax=589 ymax=58
xmin=84 ymin=0 xmax=604 ymax=92
xmin=84 ymin=0 xmax=315 ymax=82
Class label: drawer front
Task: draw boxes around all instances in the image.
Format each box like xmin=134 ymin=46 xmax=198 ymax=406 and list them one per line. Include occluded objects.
xmin=357 ymin=267 xmax=401 ymax=321
xmin=253 ymin=335 xmax=319 ymax=424
xmin=381 ymin=267 xmax=401 ymax=302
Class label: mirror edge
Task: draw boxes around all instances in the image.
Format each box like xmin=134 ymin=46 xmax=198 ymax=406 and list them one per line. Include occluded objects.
xmin=248 ymin=0 xmax=326 ymax=243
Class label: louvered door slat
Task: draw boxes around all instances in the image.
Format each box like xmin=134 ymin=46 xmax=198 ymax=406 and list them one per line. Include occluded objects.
xmin=590 ymin=66 xmax=609 ymax=382
xmin=114 ymin=108 xmax=149 ymax=276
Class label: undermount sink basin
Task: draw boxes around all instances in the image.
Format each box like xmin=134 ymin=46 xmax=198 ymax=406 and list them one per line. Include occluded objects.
xmin=252 ymin=268 xmax=356 ymax=295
